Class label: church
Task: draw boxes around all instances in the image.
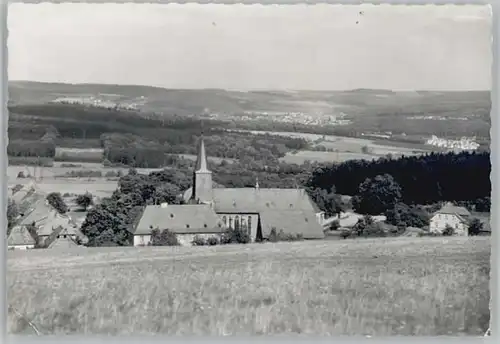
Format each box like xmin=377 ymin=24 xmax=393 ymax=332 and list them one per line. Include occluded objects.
xmin=132 ymin=137 xmax=326 ymax=246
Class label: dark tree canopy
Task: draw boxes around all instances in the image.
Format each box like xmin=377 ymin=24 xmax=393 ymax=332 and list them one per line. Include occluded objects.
xmin=76 ymin=192 xmax=93 ymax=210
xmin=352 ymin=174 xmax=402 ymax=215
xmin=309 ymin=151 xmax=491 ymax=206
xmin=46 ymin=192 xmax=68 ymax=214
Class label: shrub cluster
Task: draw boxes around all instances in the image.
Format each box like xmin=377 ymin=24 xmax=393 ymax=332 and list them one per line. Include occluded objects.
xmin=268 ymin=228 xmax=304 ymax=242
xmin=149 ymin=228 xmax=180 ymax=246
xmin=192 ymin=235 xmax=220 ymax=246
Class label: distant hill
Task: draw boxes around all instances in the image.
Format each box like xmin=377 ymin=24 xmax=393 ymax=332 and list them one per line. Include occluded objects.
xmin=8 ymin=81 xmax=491 ymax=119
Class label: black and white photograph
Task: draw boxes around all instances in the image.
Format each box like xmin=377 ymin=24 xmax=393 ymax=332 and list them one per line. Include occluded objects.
xmin=6 ymin=2 xmax=492 ymax=336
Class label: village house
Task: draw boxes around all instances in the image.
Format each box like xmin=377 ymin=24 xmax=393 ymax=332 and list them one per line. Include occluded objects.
xmin=429 ymin=202 xmax=471 ymax=236
xmin=7 ymin=226 xmax=36 ymax=250
xmin=15 ymin=198 xmax=85 ymax=247
xmin=131 ymin=137 xmax=325 ymax=246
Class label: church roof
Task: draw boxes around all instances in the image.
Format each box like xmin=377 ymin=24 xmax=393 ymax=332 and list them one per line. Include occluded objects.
xmin=184 ymin=187 xmax=321 ymax=214
xmin=259 ymin=210 xmax=325 ymax=239
xmin=133 ymin=204 xmax=225 ymax=235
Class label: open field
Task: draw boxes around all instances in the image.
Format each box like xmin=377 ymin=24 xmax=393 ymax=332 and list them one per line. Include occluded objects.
xmin=7 ymin=237 xmax=490 ymax=336
xmin=280 ymin=150 xmax=377 ymax=164
xmin=54 ymin=147 xmax=104 ymax=162
xmin=7 ymin=162 xmax=162 ymax=181
xmin=177 ymin=154 xmax=237 ymax=164
xmin=231 ymin=129 xmax=432 ymax=164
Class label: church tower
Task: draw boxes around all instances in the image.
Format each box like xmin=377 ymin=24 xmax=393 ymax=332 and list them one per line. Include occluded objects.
xmin=191 ymin=135 xmax=213 ymax=204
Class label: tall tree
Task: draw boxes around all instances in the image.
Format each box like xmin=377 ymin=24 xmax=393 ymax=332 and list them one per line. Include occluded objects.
xmin=353 ymin=174 xmax=402 ymax=215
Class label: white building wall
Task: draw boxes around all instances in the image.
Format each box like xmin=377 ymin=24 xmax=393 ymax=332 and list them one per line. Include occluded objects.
xmin=429 ymin=213 xmax=468 ymax=236
xmin=8 ymin=245 xmax=35 ymax=250
xmin=177 ymin=233 xmax=222 ymax=246
xmin=134 ymin=233 xmax=223 ymax=246
xmin=133 ymin=234 xmax=152 ymax=246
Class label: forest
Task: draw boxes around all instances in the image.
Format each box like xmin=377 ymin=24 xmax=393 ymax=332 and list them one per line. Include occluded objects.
xmin=8 ymin=104 xmax=309 ymax=167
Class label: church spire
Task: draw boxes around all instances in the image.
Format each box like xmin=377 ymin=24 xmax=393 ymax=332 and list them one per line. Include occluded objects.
xmin=195 ymin=134 xmax=209 ymax=172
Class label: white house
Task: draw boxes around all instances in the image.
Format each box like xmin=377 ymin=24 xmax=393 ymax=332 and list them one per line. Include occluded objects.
xmin=429 ymin=202 xmax=471 ymax=236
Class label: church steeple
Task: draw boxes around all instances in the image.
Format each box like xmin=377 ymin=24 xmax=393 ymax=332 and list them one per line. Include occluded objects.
xmin=191 ymin=133 xmax=213 ymax=204
xmin=195 ymin=135 xmax=209 ymax=173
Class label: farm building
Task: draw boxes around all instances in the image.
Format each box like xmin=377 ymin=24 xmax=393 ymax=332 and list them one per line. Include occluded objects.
xmin=132 ymin=137 xmax=325 ymax=246
xmin=429 ymin=202 xmax=471 ymax=236
xmin=7 ymin=225 xmax=36 ymax=250
xmin=17 ymin=199 xmax=86 ymax=247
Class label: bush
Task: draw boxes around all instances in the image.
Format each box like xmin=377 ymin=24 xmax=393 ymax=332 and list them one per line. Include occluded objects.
xmin=221 ymin=226 xmax=251 ymax=244
xmin=207 ymin=236 xmax=219 ymax=246
xmin=60 ymin=163 xmax=83 ymax=168
xmin=361 ymin=222 xmax=387 ymax=238
xmin=46 ymin=192 xmax=68 ymax=214
xmin=64 ymin=170 xmax=103 ymax=178
xmin=385 ymin=203 xmax=430 ymax=228
xmin=268 ymin=228 xmax=304 ymax=242
xmin=192 ymin=235 xmax=207 ymax=246
xmin=442 ymin=225 xmax=455 ymax=236
xmin=75 ymin=192 xmax=93 ymax=210
xmin=149 ymin=228 xmax=179 ymax=246
xmin=468 ymin=218 xmax=483 ymax=236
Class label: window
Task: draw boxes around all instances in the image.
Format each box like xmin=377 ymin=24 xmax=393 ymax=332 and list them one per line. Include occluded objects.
xmin=204 ymin=224 xmax=207 ymax=228
xmin=170 ymin=214 xmax=174 ymax=218
xmin=241 ymin=218 xmax=247 ymax=231
xmin=222 ymin=216 xmax=227 ymax=226
xmin=235 ymin=216 xmax=240 ymax=231
xmin=247 ymin=216 xmax=252 ymax=236
xmin=186 ymin=224 xmax=190 ymax=229
xmin=229 ymin=217 xmax=233 ymax=229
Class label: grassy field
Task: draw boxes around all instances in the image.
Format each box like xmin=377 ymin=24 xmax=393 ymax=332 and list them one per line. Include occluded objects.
xmin=54 ymin=147 xmax=104 ymax=162
xmin=232 ymin=129 xmax=432 ymax=164
xmin=7 ymin=237 xmax=490 ymax=336
xmin=280 ymin=150 xmax=377 ymax=164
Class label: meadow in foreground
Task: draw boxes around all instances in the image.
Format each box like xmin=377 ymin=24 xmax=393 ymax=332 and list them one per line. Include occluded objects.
xmin=7 ymin=237 xmax=490 ymax=336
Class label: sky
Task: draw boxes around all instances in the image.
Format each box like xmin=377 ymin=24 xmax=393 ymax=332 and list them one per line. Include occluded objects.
xmin=7 ymin=3 xmax=493 ymax=91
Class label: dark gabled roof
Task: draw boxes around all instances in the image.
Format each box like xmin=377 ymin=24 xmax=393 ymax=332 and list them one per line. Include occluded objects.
xmin=134 ymin=204 xmax=225 ymax=235
xmin=259 ymin=210 xmax=325 ymax=240
xmin=435 ymin=202 xmax=471 ymax=217
xmin=7 ymin=226 xmax=36 ymax=246
xmin=183 ymin=187 xmax=321 ymax=214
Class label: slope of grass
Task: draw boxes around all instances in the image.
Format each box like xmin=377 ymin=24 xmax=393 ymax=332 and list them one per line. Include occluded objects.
xmin=7 ymin=237 xmax=490 ymax=336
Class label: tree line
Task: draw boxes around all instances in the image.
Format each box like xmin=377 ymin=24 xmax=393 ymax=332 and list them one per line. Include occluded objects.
xmin=308 ymin=151 xmax=491 ymax=206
